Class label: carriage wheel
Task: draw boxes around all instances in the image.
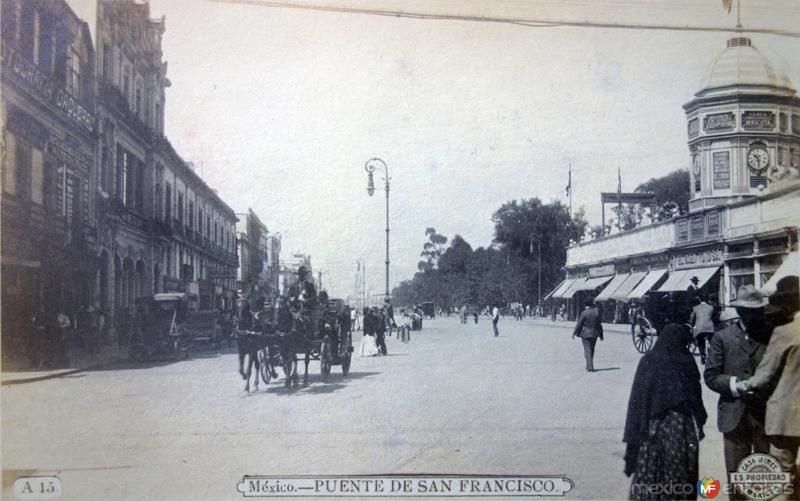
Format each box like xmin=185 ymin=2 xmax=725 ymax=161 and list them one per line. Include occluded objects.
xmin=632 ymin=317 xmax=655 ymax=353
xmin=258 ymin=349 xmax=271 ymax=385
xmin=340 ymin=328 xmax=352 ymax=376
xmin=320 ymin=337 xmax=332 ymax=382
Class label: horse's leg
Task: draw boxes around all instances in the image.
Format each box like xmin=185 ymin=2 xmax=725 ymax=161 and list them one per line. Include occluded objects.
xmin=238 ymin=348 xmax=246 ymax=379
xmin=253 ymin=350 xmax=260 ymax=391
xmin=304 ymin=351 xmax=310 ymax=386
xmin=244 ymin=352 xmax=251 ymax=392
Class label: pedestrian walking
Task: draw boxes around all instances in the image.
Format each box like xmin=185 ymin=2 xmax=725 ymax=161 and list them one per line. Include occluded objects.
xmin=374 ymin=307 xmax=388 ymax=355
xmin=690 ymin=294 xmax=716 ymax=364
xmin=492 ymin=305 xmax=500 ymax=337
xmin=359 ymin=308 xmax=379 ymax=357
xmin=736 ymin=276 xmax=800 ymax=501
xmin=623 ymin=323 xmax=707 ymax=501
xmin=28 ymin=304 xmax=47 ymax=368
xmin=384 ymin=298 xmax=397 ymax=338
xmin=704 ymin=285 xmax=770 ymax=497
xmin=572 ymin=299 xmax=603 ymax=372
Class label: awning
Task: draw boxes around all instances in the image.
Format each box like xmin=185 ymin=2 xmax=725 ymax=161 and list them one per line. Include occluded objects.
xmin=543 ymin=280 xmax=565 ymax=301
xmin=628 ymin=269 xmax=669 ymax=299
xmin=761 ymin=251 xmax=799 ymax=296
xmin=551 ymin=278 xmax=577 ymax=299
xmin=595 ymin=274 xmax=630 ymax=301
xmin=657 ymin=266 xmax=720 ymax=292
xmin=610 ymin=271 xmax=647 ymax=301
xmin=561 ymin=278 xmax=587 ymax=299
xmin=567 ymin=276 xmax=613 ymax=296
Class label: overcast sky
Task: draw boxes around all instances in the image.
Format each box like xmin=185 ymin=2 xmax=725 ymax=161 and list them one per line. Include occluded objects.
xmin=67 ymin=0 xmax=800 ymax=298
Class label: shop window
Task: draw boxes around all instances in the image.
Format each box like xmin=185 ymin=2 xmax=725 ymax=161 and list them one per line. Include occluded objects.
xmin=759 ymin=237 xmax=787 ymax=254
xmin=676 ymin=220 xmax=689 ymax=242
xmin=31 ymin=148 xmax=44 ymax=205
xmin=15 ymin=141 xmax=32 ymax=202
xmin=727 ymin=242 xmax=752 ymax=258
xmin=707 ymin=212 xmax=721 ymax=237
xmin=66 ymin=45 xmax=82 ymax=100
xmin=690 ymin=216 xmax=705 ymax=240
xmin=729 ymin=259 xmax=755 ymax=301
xmin=759 ymin=254 xmax=783 ymax=286
xmin=3 ymin=132 xmax=17 ymax=195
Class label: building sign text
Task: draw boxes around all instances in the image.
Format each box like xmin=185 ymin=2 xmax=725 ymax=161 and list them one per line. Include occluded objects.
xmin=704 ymin=112 xmax=735 ymax=132
xmin=742 ymin=111 xmax=775 ymax=130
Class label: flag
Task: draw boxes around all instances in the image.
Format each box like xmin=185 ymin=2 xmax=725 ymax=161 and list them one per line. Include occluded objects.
xmin=565 ymin=167 xmax=571 ymax=197
xmin=722 ymin=0 xmax=732 ymax=13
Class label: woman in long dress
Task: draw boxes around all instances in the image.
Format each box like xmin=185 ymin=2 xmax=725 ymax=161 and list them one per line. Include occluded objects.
xmin=359 ymin=308 xmax=378 ymax=357
xmin=623 ymin=323 xmax=707 ymax=501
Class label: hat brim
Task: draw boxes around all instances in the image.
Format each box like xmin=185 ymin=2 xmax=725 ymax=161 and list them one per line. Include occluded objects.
xmin=730 ymin=298 xmax=769 ymax=308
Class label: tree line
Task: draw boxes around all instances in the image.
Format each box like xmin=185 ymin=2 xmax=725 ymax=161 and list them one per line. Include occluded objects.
xmin=391 ymin=169 xmax=689 ymax=309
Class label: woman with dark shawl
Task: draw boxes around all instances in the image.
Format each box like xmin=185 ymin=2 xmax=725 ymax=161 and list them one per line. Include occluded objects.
xmin=623 ymin=323 xmax=707 ymax=500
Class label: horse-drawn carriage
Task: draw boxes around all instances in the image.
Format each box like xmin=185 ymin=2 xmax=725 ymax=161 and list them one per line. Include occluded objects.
xmin=239 ymin=296 xmax=353 ymax=391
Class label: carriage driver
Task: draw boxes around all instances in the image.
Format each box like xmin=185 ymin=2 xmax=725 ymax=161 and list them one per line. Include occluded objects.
xmin=288 ymin=266 xmax=317 ymax=308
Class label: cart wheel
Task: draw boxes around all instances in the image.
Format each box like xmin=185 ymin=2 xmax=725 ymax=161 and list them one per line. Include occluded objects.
xmin=320 ymin=337 xmax=332 ymax=382
xmin=258 ymin=349 xmax=271 ymax=385
xmin=341 ymin=328 xmax=352 ymax=376
xmin=632 ymin=317 xmax=655 ymax=353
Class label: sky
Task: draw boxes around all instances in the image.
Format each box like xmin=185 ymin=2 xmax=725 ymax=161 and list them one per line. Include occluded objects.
xmin=66 ymin=0 xmax=800 ymax=298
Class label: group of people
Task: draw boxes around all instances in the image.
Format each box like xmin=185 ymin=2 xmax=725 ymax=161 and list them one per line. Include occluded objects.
xmin=359 ymin=299 xmax=396 ymax=357
xmin=622 ymin=277 xmax=800 ymax=500
xmin=27 ymin=302 xmax=108 ymax=368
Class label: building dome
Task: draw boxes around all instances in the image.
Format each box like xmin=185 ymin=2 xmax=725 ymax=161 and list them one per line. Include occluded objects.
xmin=697 ymin=37 xmax=794 ymax=95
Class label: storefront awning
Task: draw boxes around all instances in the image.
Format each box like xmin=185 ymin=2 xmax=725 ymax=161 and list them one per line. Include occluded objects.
xmin=610 ymin=271 xmax=647 ymax=301
xmin=543 ymin=280 xmax=565 ymax=301
xmin=657 ymin=266 xmax=720 ymax=292
xmin=761 ymin=251 xmax=799 ymax=296
xmin=550 ymin=278 xmax=577 ymax=299
xmin=595 ymin=274 xmax=630 ymax=301
xmin=628 ymin=269 xmax=669 ymax=299
xmin=555 ymin=278 xmax=586 ymax=299
xmin=568 ymin=276 xmax=613 ymax=295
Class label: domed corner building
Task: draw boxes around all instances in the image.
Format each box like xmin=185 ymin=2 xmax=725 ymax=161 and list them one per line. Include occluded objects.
xmin=551 ymin=37 xmax=800 ymax=324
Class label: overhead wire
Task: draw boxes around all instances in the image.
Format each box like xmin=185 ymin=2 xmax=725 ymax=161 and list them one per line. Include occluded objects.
xmin=204 ymin=0 xmax=800 ymax=37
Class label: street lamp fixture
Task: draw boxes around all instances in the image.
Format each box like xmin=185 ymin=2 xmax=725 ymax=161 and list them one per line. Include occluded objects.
xmin=364 ymin=158 xmax=390 ymax=299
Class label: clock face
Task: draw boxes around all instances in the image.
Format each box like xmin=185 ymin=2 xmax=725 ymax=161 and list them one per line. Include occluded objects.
xmin=692 ymin=155 xmax=701 ymax=176
xmin=747 ymin=147 xmax=769 ymax=171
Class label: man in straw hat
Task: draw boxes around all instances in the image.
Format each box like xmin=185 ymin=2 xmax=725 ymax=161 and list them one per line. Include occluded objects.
xmin=704 ymin=285 xmax=770 ymax=494
xmin=737 ymin=276 xmax=800 ymax=501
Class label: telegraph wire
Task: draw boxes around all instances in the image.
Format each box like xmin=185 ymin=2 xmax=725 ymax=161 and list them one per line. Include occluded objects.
xmin=205 ymin=0 xmax=800 ymax=37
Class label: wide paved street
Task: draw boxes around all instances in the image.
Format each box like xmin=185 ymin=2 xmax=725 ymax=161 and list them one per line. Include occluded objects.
xmin=2 ymin=316 xmax=727 ymax=500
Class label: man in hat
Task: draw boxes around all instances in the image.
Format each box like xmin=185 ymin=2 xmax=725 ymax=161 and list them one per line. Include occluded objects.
xmin=288 ymin=266 xmax=317 ymax=308
xmin=572 ymin=298 xmax=603 ymax=372
xmin=737 ymin=276 xmax=800 ymax=501
xmin=691 ymin=293 xmax=717 ymax=364
xmin=704 ymin=285 xmax=770 ymax=495
xmin=383 ymin=298 xmax=396 ymax=337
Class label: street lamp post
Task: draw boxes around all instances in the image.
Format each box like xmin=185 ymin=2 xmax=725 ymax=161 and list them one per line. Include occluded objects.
xmin=364 ymin=158 xmax=390 ymax=299
xmin=529 ymin=233 xmax=542 ymax=303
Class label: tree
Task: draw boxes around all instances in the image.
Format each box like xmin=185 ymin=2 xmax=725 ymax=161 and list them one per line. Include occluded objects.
xmin=612 ymin=169 xmax=691 ymax=230
xmin=418 ymin=227 xmax=448 ymax=272
xmin=438 ymin=235 xmax=473 ymax=275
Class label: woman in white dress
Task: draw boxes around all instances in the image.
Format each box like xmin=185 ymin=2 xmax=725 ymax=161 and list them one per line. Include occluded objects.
xmin=359 ymin=308 xmax=379 ymax=356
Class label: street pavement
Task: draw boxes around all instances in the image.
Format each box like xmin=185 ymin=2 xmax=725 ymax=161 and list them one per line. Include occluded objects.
xmin=1 ymin=316 xmax=728 ymax=500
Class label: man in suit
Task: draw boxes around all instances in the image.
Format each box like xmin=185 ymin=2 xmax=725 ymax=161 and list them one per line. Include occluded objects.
xmin=572 ymin=298 xmax=603 ymax=372
xmin=691 ymin=293 xmax=717 ymax=364
xmin=737 ymin=276 xmax=800 ymax=501
xmin=704 ymin=285 xmax=770 ymax=495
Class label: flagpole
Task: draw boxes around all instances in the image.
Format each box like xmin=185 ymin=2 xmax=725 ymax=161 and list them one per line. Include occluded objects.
xmin=568 ymin=163 xmax=572 ymax=220
xmin=617 ymin=167 xmax=622 ymax=232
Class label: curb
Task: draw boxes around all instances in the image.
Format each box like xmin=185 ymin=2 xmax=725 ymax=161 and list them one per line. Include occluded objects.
xmin=1 ymin=359 xmax=120 ymax=386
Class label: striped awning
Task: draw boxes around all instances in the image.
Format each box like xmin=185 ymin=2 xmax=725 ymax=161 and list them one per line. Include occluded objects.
xmin=570 ymin=275 xmax=614 ymax=294
xmin=560 ymin=278 xmax=587 ymax=298
xmin=543 ymin=280 xmax=565 ymax=301
xmin=595 ymin=274 xmax=630 ymax=301
xmin=551 ymin=278 xmax=578 ymax=299
xmin=658 ymin=266 xmax=720 ymax=292
xmin=628 ymin=269 xmax=669 ymax=299
xmin=610 ymin=271 xmax=647 ymax=301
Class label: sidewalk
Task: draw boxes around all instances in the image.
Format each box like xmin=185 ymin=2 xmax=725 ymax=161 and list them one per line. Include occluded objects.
xmin=521 ymin=316 xmax=632 ymax=334
xmin=2 ymin=342 xmax=125 ymax=385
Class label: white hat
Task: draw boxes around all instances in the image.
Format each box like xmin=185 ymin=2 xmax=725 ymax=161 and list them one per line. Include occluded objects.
xmin=719 ymin=308 xmax=739 ymax=322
